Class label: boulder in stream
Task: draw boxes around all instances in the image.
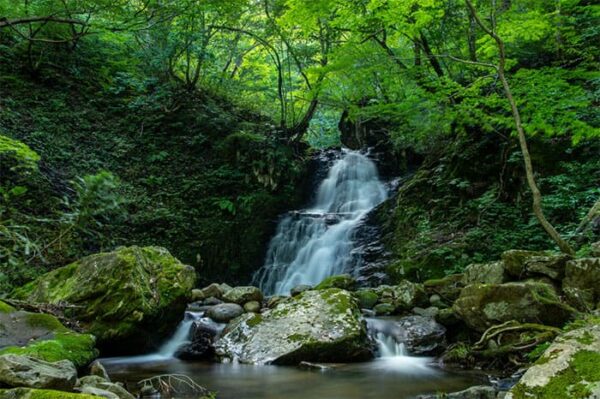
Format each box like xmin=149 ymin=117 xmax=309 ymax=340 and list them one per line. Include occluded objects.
xmin=222 ymin=286 xmax=263 ymax=305
xmin=12 ymin=246 xmax=196 ymax=353
xmin=206 ymin=303 xmax=244 ymax=323
xmin=215 ymin=288 xmax=372 ymax=364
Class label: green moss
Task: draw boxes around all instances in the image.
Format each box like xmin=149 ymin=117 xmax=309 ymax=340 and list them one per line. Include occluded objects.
xmin=25 ymin=313 xmax=68 ymax=332
xmin=0 ymin=332 xmax=98 ymax=368
xmin=0 ymin=135 xmax=40 ymax=171
xmin=512 ymin=350 xmax=600 ymax=398
xmin=0 ymin=300 xmax=15 ymax=313
xmin=0 ymin=388 xmax=97 ymax=399
xmin=315 ymin=274 xmax=357 ymax=291
xmin=246 ymin=314 xmax=263 ymax=328
xmin=354 ymin=289 xmax=379 ymax=309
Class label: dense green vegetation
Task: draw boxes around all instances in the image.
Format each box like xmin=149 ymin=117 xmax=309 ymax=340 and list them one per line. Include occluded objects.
xmin=0 ymin=0 xmax=598 ymax=292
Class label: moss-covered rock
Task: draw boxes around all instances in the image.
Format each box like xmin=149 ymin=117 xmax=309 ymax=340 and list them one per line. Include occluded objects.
xmin=0 ymin=354 xmax=77 ymax=390
xmin=12 ymin=246 xmax=196 ymax=353
xmin=222 ymin=286 xmax=263 ymax=305
xmin=215 ymin=289 xmax=372 ymax=364
xmin=502 ymin=250 xmax=547 ymax=277
xmin=354 ymin=289 xmax=379 ymax=309
xmin=315 ymin=274 xmax=357 ymax=291
xmin=374 ymin=281 xmax=428 ymax=313
xmin=462 ymin=261 xmax=507 ymax=285
xmin=423 ymin=274 xmax=464 ymax=303
xmin=0 ymin=388 xmax=98 ymax=399
xmin=0 ymin=304 xmax=97 ymax=368
xmin=453 ymin=282 xmax=577 ymax=332
xmin=562 ymin=258 xmax=600 ymax=311
xmin=507 ymin=324 xmax=600 ymax=399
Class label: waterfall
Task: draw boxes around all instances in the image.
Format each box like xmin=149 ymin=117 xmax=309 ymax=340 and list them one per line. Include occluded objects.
xmin=367 ymin=318 xmax=436 ymax=373
xmin=254 ymin=149 xmax=387 ymax=295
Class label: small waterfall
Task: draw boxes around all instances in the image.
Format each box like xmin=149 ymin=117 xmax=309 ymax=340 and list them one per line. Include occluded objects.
xmin=367 ymin=318 xmax=436 ymax=373
xmin=156 ymin=311 xmax=204 ymax=358
xmin=254 ymin=149 xmax=387 ymax=295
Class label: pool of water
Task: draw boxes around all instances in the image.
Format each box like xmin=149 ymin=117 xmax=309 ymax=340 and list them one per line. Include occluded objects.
xmin=101 ymin=357 xmax=485 ymax=399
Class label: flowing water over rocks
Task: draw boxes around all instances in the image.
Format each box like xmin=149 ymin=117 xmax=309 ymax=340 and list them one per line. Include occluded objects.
xmin=254 ymin=149 xmax=388 ymax=295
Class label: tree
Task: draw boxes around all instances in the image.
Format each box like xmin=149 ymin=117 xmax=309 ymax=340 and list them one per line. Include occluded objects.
xmin=457 ymin=0 xmax=575 ymax=255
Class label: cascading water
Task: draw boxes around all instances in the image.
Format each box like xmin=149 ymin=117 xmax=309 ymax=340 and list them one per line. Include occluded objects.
xmin=254 ymin=149 xmax=387 ymax=295
xmin=367 ymin=318 xmax=436 ymax=373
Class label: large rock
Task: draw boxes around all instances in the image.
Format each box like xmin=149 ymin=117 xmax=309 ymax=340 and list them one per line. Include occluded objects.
xmin=174 ymin=320 xmax=220 ymax=361
xmin=562 ymin=258 xmax=600 ymax=311
xmin=222 ymin=286 xmax=263 ymax=305
xmin=0 ymin=301 xmax=97 ymax=368
xmin=423 ymin=274 xmax=465 ymax=303
xmin=462 ymin=262 xmax=507 ymax=285
xmin=0 ymin=354 xmax=77 ymax=390
xmin=191 ymin=283 xmax=224 ymax=302
xmin=502 ymin=250 xmax=546 ymax=277
xmin=206 ymin=303 xmax=244 ymax=323
xmin=374 ymin=281 xmax=428 ymax=313
xmin=12 ymin=246 xmax=196 ymax=353
xmin=507 ymin=324 xmax=600 ymax=399
xmin=453 ymin=282 xmax=577 ymax=332
xmin=501 ymin=250 xmax=570 ymax=280
xmin=0 ymin=388 xmax=97 ymax=398
xmin=215 ymin=289 xmax=371 ymax=364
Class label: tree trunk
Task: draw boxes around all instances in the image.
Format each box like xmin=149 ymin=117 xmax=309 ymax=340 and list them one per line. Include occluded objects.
xmin=464 ymin=0 xmax=575 ymax=255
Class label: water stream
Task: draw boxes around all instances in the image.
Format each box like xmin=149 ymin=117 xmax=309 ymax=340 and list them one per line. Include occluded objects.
xmin=100 ymin=148 xmax=483 ymax=398
xmin=254 ymin=149 xmax=387 ymax=295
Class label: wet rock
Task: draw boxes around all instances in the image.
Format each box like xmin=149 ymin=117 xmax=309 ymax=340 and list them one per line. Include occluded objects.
xmin=265 ymin=296 xmax=288 ymax=308
xmin=243 ymin=301 xmax=261 ymax=313
xmin=206 ymin=303 xmax=244 ymax=323
xmin=0 ymin=354 xmax=77 ymax=390
xmin=463 ymin=261 xmax=507 ymax=285
xmin=12 ymin=246 xmax=195 ymax=353
xmin=174 ymin=321 xmax=217 ymax=361
xmin=371 ymin=315 xmax=446 ymax=355
xmin=315 ymin=274 xmax=357 ymax=291
xmin=418 ymin=385 xmax=497 ymax=399
xmin=412 ymin=307 xmax=439 ymax=318
xmin=507 ymin=324 xmax=600 ymax=399
xmin=203 ymin=297 xmax=223 ymax=306
xmin=215 ymin=289 xmax=371 ymax=364
xmin=453 ymin=282 xmax=577 ymax=332
xmin=290 ymin=284 xmax=312 ymax=297
xmin=562 ymin=257 xmax=600 ymax=311
xmin=222 ymin=286 xmax=263 ymax=305
xmin=525 ymin=254 xmax=572 ymax=280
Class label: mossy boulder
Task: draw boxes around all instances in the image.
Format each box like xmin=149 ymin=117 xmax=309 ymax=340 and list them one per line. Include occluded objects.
xmin=0 ymin=302 xmax=97 ymax=368
xmin=354 ymin=289 xmax=379 ymax=309
xmin=0 ymin=388 xmax=98 ymax=399
xmin=12 ymin=246 xmax=196 ymax=353
xmin=453 ymin=282 xmax=577 ymax=332
xmin=315 ymin=274 xmax=357 ymax=291
xmin=222 ymin=286 xmax=263 ymax=305
xmin=215 ymin=288 xmax=372 ymax=364
xmin=374 ymin=281 xmax=428 ymax=313
xmin=462 ymin=261 xmax=507 ymax=285
xmin=562 ymin=258 xmax=600 ymax=311
xmin=507 ymin=324 xmax=600 ymax=399
xmin=502 ymin=250 xmax=547 ymax=277
xmin=423 ymin=274 xmax=464 ymax=303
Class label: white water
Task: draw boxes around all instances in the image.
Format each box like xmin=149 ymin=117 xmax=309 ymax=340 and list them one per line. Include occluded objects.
xmin=254 ymin=149 xmax=387 ymax=295
xmin=104 ymin=311 xmax=207 ymax=364
xmin=367 ymin=318 xmax=436 ymax=373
